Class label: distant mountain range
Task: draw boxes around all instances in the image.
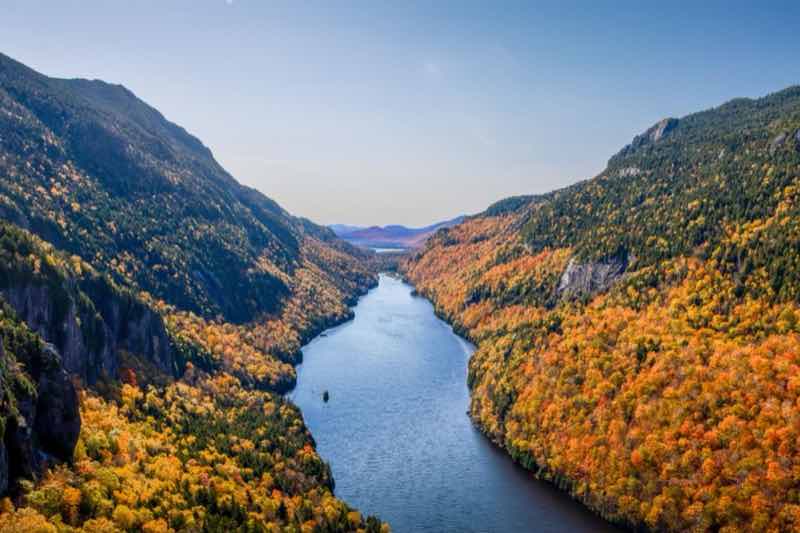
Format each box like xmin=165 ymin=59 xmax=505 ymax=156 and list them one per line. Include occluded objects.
xmin=331 ymin=216 xmax=465 ymax=249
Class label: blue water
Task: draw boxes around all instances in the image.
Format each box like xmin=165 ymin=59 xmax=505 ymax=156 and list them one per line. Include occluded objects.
xmin=291 ymin=274 xmax=619 ymax=532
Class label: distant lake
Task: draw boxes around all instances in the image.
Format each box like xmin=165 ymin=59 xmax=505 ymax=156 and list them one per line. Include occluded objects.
xmin=291 ymin=274 xmax=620 ymax=532
xmin=370 ymin=247 xmax=407 ymax=254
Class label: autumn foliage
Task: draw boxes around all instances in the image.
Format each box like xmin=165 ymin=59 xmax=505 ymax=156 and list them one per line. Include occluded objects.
xmin=403 ymin=208 xmax=800 ymax=531
xmin=403 ymin=88 xmax=800 ymax=531
xmin=0 ymin=229 xmax=384 ymax=532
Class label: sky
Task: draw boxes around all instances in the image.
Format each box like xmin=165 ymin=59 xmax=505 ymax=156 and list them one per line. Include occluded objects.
xmin=3 ymin=1 xmax=799 ymax=226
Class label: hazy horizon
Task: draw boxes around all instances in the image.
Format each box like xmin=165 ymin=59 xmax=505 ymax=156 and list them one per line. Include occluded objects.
xmin=4 ymin=0 xmax=799 ymax=226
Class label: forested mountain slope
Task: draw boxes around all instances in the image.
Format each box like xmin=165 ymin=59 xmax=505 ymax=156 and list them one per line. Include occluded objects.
xmin=0 ymin=53 xmax=384 ymax=531
xmin=403 ymin=86 xmax=800 ymax=531
xmin=0 ymin=52 xmax=373 ymax=323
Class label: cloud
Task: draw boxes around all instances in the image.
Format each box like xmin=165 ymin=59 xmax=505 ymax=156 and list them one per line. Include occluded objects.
xmin=225 ymin=0 xmax=234 ymax=5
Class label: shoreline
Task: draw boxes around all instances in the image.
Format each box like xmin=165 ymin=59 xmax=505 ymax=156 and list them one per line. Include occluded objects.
xmin=399 ymin=273 xmax=630 ymax=531
xmin=294 ymin=272 xmax=626 ymax=531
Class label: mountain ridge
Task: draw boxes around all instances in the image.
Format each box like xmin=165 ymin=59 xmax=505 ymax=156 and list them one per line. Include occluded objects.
xmin=0 ymin=51 xmax=373 ymax=323
xmin=331 ymin=215 xmax=465 ymax=249
xmin=402 ymin=84 xmax=800 ymax=531
xmin=0 ymin=52 xmax=385 ymax=531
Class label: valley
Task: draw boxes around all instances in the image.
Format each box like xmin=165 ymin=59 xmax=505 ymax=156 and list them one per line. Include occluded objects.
xmin=292 ymin=274 xmax=620 ymax=532
xmin=0 ymin=41 xmax=799 ymax=533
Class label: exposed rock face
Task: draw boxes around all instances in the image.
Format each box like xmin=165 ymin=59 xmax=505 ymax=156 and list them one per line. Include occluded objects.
xmin=557 ymin=256 xmax=627 ymax=300
xmin=1 ymin=284 xmax=113 ymax=382
xmin=1 ymin=280 xmax=174 ymax=384
xmin=31 ymin=343 xmax=81 ymax=461
xmin=78 ymin=276 xmax=175 ymax=376
xmin=618 ymin=166 xmax=641 ymax=178
xmin=795 ymin=129 xmax=800 ymax=152
xmin=611 ymin=118 xmax=679 ymax=162
xmin=648 ymin=118 xmax=679 ymax=143
xmin=0 ymin=231 xmax=174 ymax=495
xmin=0 ymin=439 xmax=6 ymax=497
xmin=0 ymin=341 xmax=7 ymax=496
xmin=770 ymin=132 xmax=788 ymax=152
xmin=0 ymin=338 xmax=80 ymax=495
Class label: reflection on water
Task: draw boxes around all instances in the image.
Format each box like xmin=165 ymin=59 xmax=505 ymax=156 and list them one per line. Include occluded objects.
xmin=291 ymin=274 xmax=620 ymax=533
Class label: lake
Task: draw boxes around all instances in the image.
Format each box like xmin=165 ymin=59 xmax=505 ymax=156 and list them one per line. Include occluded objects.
xmin=291 ymin=274 xmax=620 ymax=532
xmin=370 ymin=247 xmax=408 ymax=254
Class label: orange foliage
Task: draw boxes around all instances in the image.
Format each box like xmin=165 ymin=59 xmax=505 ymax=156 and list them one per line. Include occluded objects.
xmin=403 ymin=211 xmax=800 ymax=532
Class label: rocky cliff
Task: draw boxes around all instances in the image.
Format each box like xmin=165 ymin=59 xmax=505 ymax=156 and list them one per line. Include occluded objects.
xmin=0 ymin=221 xmax=179 ymax=494
xmin=0 ymin=300 xmax=80 ymax=496
xmin=0 ymin=222 xmax=175 ymax=384
xmin=556 ymin=255 xmax=628 ymax=300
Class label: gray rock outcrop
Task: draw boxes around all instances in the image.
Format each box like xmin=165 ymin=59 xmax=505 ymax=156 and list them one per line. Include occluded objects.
xmin=611 ymin=118 xmax=679 ymax=162
xmin=557 ymin=256 xmax=628 ymax=300
xmin=618 ymin=166 xmax=641 ymax=178
xmin=1 ymin=279 xmax=174 ymax=384
xmin=649 ymin=118 xmax=679 ymax=143
xmin=769 ymin=132 xmax=787 ymax=152
xmin=0 ymin=337 xmax=80 ymax=496
xmin=1 ymin=284 xmax=114 ymax=382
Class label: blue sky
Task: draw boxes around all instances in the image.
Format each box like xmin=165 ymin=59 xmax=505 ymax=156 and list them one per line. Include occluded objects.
xmin=3 ymin=1 xmax=799 ymax=226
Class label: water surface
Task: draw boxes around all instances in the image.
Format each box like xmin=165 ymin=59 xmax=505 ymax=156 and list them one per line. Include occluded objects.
xmin=370 ymin=247 xmax=408 ymax=254
xmin=292 ymin=274 xmax=619 ymax=532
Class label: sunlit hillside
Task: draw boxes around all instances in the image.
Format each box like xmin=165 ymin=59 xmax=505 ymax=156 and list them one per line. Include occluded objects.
xmin=403 ymin=87 xmax=800 ymax=531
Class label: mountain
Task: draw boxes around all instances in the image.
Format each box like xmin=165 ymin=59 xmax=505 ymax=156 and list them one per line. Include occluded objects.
xmin=0 ymin=53 xmax=386 ymax=531
xmin=331 ymin=216 xmax=465 ymax=249
xmin=0 ymin=52 xmax=379 ymax=324
xmin=402 ymin=87 xmax=800 ymax=531
xmin=329 ymin=223 xmax=364 ymax=235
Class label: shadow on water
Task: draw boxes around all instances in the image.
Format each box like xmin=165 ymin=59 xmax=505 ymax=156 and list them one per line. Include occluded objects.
xmin=291 ymin=274 xmax=623 ymax=533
